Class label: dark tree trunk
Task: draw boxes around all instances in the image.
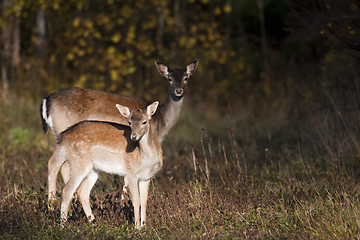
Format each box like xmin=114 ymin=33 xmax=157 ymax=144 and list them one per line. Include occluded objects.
xmin=36 ymin=8 xmax=46 ymax=57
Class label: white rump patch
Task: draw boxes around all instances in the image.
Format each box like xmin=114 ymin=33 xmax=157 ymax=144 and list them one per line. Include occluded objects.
xmin=42 ymin=99 xmax=55 ymax=135
xmin=41 ymin=99 xmax=47 ymax=121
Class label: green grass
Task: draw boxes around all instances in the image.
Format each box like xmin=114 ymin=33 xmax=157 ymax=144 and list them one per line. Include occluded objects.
xmin=1 ymin=94 xmax=360 ymax=239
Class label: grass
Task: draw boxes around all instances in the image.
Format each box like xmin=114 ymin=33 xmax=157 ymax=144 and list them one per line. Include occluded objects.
xmin=1 ymin=92 xmax=360 ymax=239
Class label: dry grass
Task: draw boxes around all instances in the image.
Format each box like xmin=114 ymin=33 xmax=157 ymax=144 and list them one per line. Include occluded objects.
xmin=1 ymin=91 xmax=360 ymax=239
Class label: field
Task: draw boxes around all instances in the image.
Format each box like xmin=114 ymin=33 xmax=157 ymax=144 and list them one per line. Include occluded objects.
xmin=1 ymin=89 xmax=360 ymax=240
xmin=1 ymin=0 xmax=360 ymax=238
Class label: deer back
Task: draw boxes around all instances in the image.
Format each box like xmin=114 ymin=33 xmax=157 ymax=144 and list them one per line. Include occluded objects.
xmin=44 ymin=87 xmax=149 ymax=136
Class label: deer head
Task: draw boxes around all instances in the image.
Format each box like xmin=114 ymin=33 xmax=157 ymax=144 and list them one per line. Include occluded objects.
xmin=155 ymin=60 xmax=198 ymax=101
xmin=116 ymin=101 xmax=159 ymax=141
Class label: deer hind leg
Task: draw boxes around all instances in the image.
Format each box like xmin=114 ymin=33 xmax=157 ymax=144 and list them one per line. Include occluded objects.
xmin=48 ymin=148 xmax=66 ymax=204
xmin=139 ymin=179 xmax=150 ymax=228
xmin=60 ymin=165 xmax=91 ymax=226
xmin=127 ymin=177 xmax=141 ymax=230
xmin=60 ymin=161 xmax=70 ymax=184
xmin=60 ymin=161 xmax=80 ymax=201
xmin=77 ymin=170 xmax=99 ymax=222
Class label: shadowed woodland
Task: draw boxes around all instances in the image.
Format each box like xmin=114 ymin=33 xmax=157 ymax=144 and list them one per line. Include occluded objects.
xmin=1 ymin=0 xmax=360 ymax=238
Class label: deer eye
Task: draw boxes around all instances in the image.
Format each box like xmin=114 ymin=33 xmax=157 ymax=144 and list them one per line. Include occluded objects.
xmin=168 ymin=77 xmax=172 ymax=82
xmin=128 ymin=121 xmax=131 ymax=126
xmin=184 ymin=76 xmax=188 ymax=81
xmin=142 ymin=121 xmax=147 ymax=125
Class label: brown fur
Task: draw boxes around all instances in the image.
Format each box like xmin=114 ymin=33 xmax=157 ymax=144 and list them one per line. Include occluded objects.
xmin=49 ymin=88 xmax=149 ymax=136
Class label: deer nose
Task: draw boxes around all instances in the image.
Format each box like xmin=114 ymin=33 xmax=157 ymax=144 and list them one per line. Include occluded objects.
xmin=174 ymin=88 xmax=183 ymax=96
xmin=131 ymin=133 xmax=138 ymax=141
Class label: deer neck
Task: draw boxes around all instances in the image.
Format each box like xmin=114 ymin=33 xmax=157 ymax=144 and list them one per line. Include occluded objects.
xmin=154 ymin=95 xmax=184 ymax=142
xmin=138 ymin=128 xmax=161 ymax=161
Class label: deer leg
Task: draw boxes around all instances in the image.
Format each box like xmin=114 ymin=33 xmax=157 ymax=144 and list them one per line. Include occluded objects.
xmin=60 ymin=161 xmax=70 ymax=184
xmin=139 ymin=179 xmax=150 ymax=228
xmin=48 ymin=148 xmax=66 ymax=204
xmin=77 ymin=170 xmax=99 ymax=222
xmin=61 ymin=161 xmax=82 ymax=201
xmin=121 ymin=177 xmax=129 ymax=201
xmin=127 ymin=177 xmax=141 ymax=230
xmin=60 ymin=166 xmax=91 ymax=226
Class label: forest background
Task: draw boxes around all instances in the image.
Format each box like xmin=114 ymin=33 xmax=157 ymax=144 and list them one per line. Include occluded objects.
xmin=1 ymin=0 xmax=360 ymax=238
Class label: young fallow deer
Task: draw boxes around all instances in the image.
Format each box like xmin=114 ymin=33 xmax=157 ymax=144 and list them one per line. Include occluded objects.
xmin=41 ymin=60 xmax=198 ymax=202
xmin=48 ymin=101 xmax=161 ymax=229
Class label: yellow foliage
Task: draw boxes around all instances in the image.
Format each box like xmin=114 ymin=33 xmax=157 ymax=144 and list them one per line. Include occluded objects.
xmin=110 ymin=59 xmax=122 ymax=68
xmin=110 ymin=69 xmax=119 ymax=81
xmin=224 ymin=4 xmax=232 ymax=14
xmin=79 ymin=39 xmax=87 ymax=47
xmin=93 ymin=31 xmax=101 ymax=40
xmin=73 ymin=18 xmax=81 ymax=28
xmin=50 ymin=54 xmax=56 ymax=64
xmin=142 ymin=16 xmax=157 ymax=30
xmin=83 ymin=30 xmax=90 ymax=37
xmin=214 ymin=7 xmax=222 ymax=16
xmin=75 ymin=75 xmax=88 ymax=88
xmin=179 ymin=36 xmax=196 ymax=49
xmin=117 ymin=18 xmax=125 ymax=25
xmin=20 ymin=0 xmax=251 ymax=97
xmin=99 ymin=15 xmax=110 ymax=25
xmin=120 ymin=6 xmax=133 ymax=19
xmin=85 ymin=20 xmax=94 ymax=30
xmin=66 ymin=52 xmax=75 ymax=61
xmin=125 ymin=50 xmax=134 ymax=59
xmin=77 ymin=49 xmax=86 ymax=57
xmin=190 ymin=25 xmax=197 ymax=33
xmin=165 ymin=14 xmax=175 ymax=27
xmin=111 ymin=32 xmax=122 ymax=44
xmin=349 ymin=28 xmax=356 ymax=35
xmin=76 ymin=1 xmax=83 ymax=10
xmin=106 ymin=46 xmax=117 ymax=59
xmin=52 ymin=2 xmax=60 ymax=10
xmin=126 ymin=25 xmax=136 ymax=44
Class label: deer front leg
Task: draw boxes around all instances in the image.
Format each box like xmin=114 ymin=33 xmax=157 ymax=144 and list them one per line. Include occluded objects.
xmin=139 ymin=179 xmax=150 ymax=228
xmin=121 ymin=177 xmax=129 ymax=201
xmin=127 ymin=177 xmax=141 ymax=230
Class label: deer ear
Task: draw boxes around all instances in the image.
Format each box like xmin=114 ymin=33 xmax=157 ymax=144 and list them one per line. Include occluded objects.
xmin=186 ymin=59 xmax=198 ymax=76
xmin=116 ymin=104 xmax=131 ymax=118
xmin=147 ymin=101 xmax=159 ymax=118
xmin=155 ymin=61 xmax=169 ymax=78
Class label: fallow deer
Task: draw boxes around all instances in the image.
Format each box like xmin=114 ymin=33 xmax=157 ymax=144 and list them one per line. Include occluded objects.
xmin=48 ymin=101 xmax=161 ymax=229
xmin=41 ymin=60 xmax=198 ymax=202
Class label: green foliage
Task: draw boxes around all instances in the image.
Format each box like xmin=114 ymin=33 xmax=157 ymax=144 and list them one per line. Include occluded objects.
xmin=7 ymin=127 xmax=34 ymax=152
